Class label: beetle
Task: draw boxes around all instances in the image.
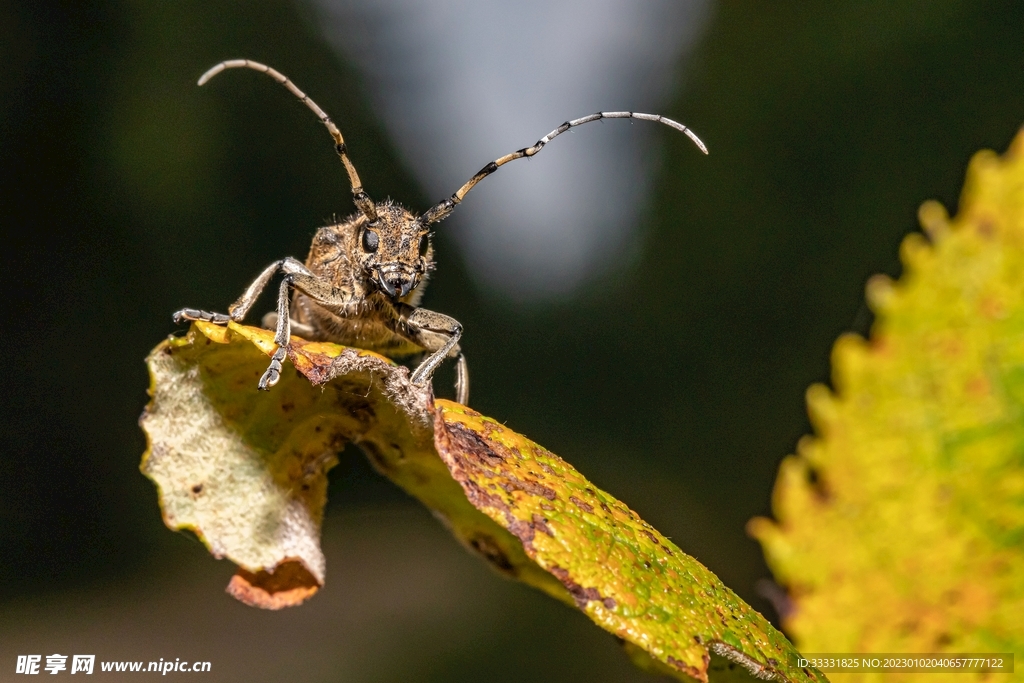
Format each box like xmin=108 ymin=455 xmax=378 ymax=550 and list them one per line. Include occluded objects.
xmin=174 ymin=59 xmax=708 ymax=404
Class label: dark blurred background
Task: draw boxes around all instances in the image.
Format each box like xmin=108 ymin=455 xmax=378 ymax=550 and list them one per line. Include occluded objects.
xmin=2 ymin=1 xmax=1023 ymax=681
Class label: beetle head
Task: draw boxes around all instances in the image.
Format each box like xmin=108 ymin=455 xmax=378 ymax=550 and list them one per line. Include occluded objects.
xmin=355 ymin=203 xmax=433 ymax=299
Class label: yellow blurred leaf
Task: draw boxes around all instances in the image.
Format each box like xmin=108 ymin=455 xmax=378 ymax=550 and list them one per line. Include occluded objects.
xmin=141 ymin=321 xmax=824 ymax=683
xmin=750 ymin=130 xmax=1024 ymax=677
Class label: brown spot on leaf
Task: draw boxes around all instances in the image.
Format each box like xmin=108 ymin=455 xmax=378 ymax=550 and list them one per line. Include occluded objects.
xmin=288 ymin=347 xmax=338 ymax=385
xmin=389 ymin=442 xmax=405 ymax=461
xmin=358 ymin=440 xmax=393 ymax=474
xmin=446 ymin=421 xmax=507 ymax=464
xmin=805 ymin=466 xmax=831 ymax=503
xmin=454 ymin=404 xmax=485 ymax=419
xmin=444 ymin=422 xmax=557 ymax=504
xmin=666 ymin=655 xmax=706 ymax=682
xmin=531 ymin=513 xmax=553 ymax=537
xmin=463 ymin=479 xmax=512 ymax=515
xmin=642 ymin=530 xmax=660 ymax=545
xmin=548 ymin=565 xmax=616 ymax=611
xmin=507 ymin=518 xmax=537 ymax=551
xmin=538 ymin=462 xmax=557 ymax=476
xmin=500 ymin=474 xmax=557 ymax=500
xmin=468 ymin=534 xmax=516 ymax=576
xmin=569 ymin=496 xmax=594 ymax=513
xmin=226 ymin=558 xmax=320 ymax=610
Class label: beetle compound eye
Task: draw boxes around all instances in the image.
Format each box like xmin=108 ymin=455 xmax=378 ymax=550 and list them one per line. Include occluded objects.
xmin=362 ymin=229 xmax=379 ymax=252
xmin=419 ymin=234 xmax=430 ymax=256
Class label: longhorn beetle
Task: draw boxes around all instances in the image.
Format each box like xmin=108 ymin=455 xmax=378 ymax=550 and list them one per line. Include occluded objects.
xmin=174 ymin=59 xmax=708 ymax=405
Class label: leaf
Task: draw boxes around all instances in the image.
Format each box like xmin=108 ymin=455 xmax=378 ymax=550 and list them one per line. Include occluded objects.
xmin=749 ymin=130 xmax=1024 ymax=666
xmin=434 ymin=402 xmax=821 ymax=682
xmin=140 ymin=322 xmax=547 ymax=610
xmin=140 ymin=321 xmax=824 ymax=683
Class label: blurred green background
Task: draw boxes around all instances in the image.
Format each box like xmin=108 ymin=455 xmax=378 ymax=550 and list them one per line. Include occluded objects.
xmin=2 ymin=1 xmax=1023 ymax=681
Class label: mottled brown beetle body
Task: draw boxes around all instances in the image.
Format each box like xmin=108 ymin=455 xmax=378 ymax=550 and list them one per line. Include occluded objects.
xmin=290 ymin=203 xmax=445 ymax=358
xmin=174 ymin=59 xmax=707 ymax=405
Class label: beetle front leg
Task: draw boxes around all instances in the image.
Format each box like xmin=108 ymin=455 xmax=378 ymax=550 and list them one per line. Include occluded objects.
xmin=229 ymin=257 xmax=308 ymax=321
xmin=258 ymin=265 xmax=353 ymax=390
xmin=401 ymin=306 xmax=468 ymax=404
xmin=258 ymin=277 xmax=293 ymax=390
xmin=172 ymin=308 xmax=231 ymax=325
xmin=261 ymin=312 xmax=316 ymax=339
xmin=173 ymin=257 xmax=305 ymax=326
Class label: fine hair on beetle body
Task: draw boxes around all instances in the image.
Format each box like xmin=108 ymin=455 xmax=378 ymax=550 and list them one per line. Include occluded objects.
xmin=173 ymin=59 xmax=708 ymax=406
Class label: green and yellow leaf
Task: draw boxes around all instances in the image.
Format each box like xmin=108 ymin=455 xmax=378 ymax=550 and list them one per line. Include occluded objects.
xmin=749 ymin=130 xmax=1024 ymax=678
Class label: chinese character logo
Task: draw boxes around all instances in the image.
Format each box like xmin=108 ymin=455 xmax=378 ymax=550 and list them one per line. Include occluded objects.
xmin=16 ymin=654 xmax=95 ymax=675
xmin=44 ymin=655 xmax=68 ymax=675
xmin=16 ymin=655 xmax=41 ymax=675
xmin=71 ymin=655 xmax=95 ymax=675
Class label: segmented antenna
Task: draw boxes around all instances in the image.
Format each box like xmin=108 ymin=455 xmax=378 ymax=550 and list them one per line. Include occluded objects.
xmin=419 ymin=111 xmax=708 ymax=226
xmin=198 ymin=59 xmax=378 ymax=222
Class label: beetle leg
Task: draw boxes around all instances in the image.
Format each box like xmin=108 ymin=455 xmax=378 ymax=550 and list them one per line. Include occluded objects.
xmin=258 ymin=263 xmax=352 ymax=390
xmin=261 ymin=311 xmax=316 ymax=339
xmin=398 ymin=306 xmax=468 ymax=404
xmin=173 ymin=257 xmax=303 ymax=326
